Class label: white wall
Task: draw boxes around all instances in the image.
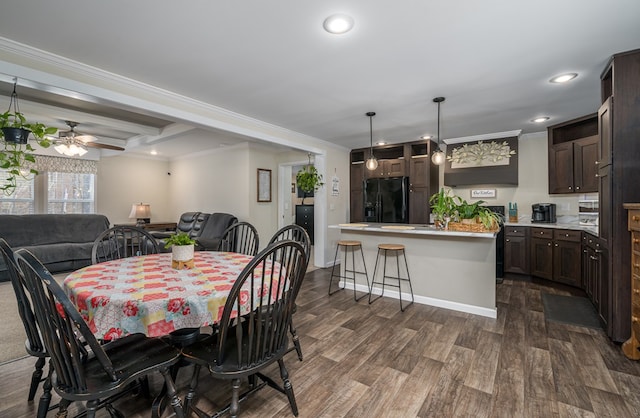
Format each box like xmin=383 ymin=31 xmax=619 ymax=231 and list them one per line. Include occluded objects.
xmin=438 ymin=132 xmax=595 ymax=218
xmin=96 ymin=155 xmax=171 ymax=224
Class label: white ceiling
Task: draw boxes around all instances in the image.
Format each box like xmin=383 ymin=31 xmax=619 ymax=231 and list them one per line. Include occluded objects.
xmin=0 ymin=1 xmax=639 ymax=158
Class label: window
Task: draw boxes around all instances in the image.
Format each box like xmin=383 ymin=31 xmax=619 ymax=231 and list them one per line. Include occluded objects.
xmin=0 ymin=169 xmax=35 ymax=214
xmin=47 ymin=172 xmax=95 ymax=214
xmin=0 ymin=156 xmax=97 ymax=215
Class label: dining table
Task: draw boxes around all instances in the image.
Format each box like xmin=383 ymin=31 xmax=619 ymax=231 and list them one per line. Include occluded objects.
xmin=63 ymin=251 xmax=276 ymax=341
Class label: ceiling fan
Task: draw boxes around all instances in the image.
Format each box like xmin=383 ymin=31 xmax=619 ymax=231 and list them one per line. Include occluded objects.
xmin=51 ymin=121 xmax=125 ymax=155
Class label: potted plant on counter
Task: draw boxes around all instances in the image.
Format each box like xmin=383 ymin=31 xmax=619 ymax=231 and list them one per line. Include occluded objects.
xmin=429 ymin=188 xmax=456 ymax=229
xmin=164 ymin=232 xmax=196 ymax=269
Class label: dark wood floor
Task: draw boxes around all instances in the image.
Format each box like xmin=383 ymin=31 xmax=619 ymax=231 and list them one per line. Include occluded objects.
xmin=2 ymin=268 xmax=640 ymax=417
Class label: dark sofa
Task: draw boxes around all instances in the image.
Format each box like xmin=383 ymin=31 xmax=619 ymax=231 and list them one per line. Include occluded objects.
xmin=0 ymin=214 xmax=110 ymax=281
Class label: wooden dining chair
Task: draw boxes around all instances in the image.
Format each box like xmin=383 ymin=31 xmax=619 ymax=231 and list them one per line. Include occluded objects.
xmin=268 ymin=224 xmax=311 ymax=361
xmin=218 ymin=221 xmax=260 ymax=256
xmin=14 ymin=248 xmax=186 ymax=418
xmin=91 ymin=225 xmax=159 ymax=264
xmin=181 ymin=240 xmax=308 ymax=417
xmin=0 ymin=238 xmax=54 ymax=418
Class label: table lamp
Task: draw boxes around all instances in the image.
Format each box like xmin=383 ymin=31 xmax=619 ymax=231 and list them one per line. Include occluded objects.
xmin=129 ymin=203 xmax=151 ymax=226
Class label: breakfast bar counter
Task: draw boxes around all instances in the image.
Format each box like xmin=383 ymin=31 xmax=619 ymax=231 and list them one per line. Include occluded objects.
xmin=330 ymin=223 xmax=498 ymax=318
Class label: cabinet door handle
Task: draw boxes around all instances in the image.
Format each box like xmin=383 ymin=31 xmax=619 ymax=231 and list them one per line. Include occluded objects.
xmin=555 ymin=243 xmax=559 ymax=247
xmin=633 ymin=216 xmax=640 ymax=222
xmin=595 ymin=160 xmax=599 ymax=165
xmin=548 ymin=242 xmax=552 ymax=247
xmin=565 ymin=233 xmax=570 ymax=237
xmin=595 ymin=249 xmax=604 ymax=254
xmin=633 ymin=238 xmax=640 ymax=244
xmin=583 ymin=249 xmax=588 ymax=253
xmin=634 ymin=289 xmax=640 ymax=295
xmin=540 ymin=231 xmax=544 ymax=235
xmin=569 ymin=186 xmax=573 ymax=190
xmin=576 ymin=186 xmax=580 ymax=190
xmin=633 ymin=316 xmax=639 ymax=323
xmin=506 ymin=239 xmax=510 ymax=242
xmin=595 ymin=173 xmax=599 ymax=178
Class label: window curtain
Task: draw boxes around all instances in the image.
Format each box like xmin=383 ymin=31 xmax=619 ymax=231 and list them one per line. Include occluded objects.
xmin=33 ymin=155 xmax=98 ymax=174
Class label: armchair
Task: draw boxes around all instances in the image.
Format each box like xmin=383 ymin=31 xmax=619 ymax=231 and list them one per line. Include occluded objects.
xmin=152 ymin=212 xmax=210 ymax=251
xmin=195 ymin=213 xmax=238 ymax=251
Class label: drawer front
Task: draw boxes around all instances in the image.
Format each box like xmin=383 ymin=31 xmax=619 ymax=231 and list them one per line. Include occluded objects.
xmin=633 ymin=231 xmax=640 ymax=254
xmin=531 ymin=227 xmax=553 ymax=239
xmin=554 ymin=229 xmax=581 ymax=242
xmin=505 ymin=226 xmax=526 ymax=236
xmin=630 ymin=210 xmax=640 ymax=231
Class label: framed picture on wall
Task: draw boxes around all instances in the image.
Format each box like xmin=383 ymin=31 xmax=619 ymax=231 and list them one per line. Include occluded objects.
xmin=257 ymin=168 xmax=272 ymax=202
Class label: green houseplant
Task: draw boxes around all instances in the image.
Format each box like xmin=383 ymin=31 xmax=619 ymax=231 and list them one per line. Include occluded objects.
xmin=296 ymin=163 xmax=324 ymax=205
xmin=163 ymin=232 xmax=196 ymax=249
xmin=429 ymin=188 xmax=456 ymax=227
xmin=165 ymin=232 xmax=196 ymax=269
xmin=1 ymin=103 xmax=57 ymax=195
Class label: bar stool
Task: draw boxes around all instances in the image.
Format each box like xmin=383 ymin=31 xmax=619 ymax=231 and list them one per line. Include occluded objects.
xmin=329 ymin=240 xmax=370 ymax=301
xmin=369 ymin=243 xmax=414 ymax=311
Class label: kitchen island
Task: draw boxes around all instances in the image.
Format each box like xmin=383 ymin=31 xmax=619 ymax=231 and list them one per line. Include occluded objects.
xmin=330 ymin=223 xmax=498 ymax=318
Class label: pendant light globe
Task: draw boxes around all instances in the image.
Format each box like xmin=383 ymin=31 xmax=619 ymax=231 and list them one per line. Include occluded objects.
xmin=431 ymin=97 xmax=446 ymax=166
xmin=365 ymin=111 xmax=378 ymax=170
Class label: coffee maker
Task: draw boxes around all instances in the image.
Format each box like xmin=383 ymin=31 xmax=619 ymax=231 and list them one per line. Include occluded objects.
xmin=531 ymin=203 xmax=557 ymax=223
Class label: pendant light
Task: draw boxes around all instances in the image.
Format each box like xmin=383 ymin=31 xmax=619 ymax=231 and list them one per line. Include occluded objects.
xmin=431 ymin=97 xmax=446 ymax=165
xmin=365 ymin=111 xmax=378 ymax=170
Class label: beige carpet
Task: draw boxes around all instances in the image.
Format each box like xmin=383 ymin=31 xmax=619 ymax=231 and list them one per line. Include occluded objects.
xmin=0 ymin=273 xmax=67 ymax=364
xmin=0 ymin=279 xmax=28 ymax=364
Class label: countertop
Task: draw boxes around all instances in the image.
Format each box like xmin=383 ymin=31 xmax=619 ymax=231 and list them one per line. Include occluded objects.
xmin=504 ymin=216 xmax=598 ymax=236
xmin=330 ymin=223 xmax=497 ymax=238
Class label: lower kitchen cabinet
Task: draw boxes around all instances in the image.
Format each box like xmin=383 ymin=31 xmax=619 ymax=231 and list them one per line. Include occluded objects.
xmin=582 ymin=233 xmax=609 ymax=330
xmin=295 ymin=205 xmax=314 ymax=245
xmin=530 ymin=227 xmax=581 ymax=287
xmin=552 ymin=229 xmax=582 ymax=287
xmin=530 ymin=228 xmax=553 ymax=280
xmin=504 ymin=226 xmax=529 ymax=274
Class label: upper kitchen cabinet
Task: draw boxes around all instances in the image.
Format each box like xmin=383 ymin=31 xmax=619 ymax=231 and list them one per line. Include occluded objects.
xmin=349 ymin=140 xmax=439 ymax=224
xmin=547 ymin=114 xmax=598 ymax=194
xmin=598 ymin=48 xmax=640 ymax=343
xmin=365 ymin=145 xmax=406 ymax=178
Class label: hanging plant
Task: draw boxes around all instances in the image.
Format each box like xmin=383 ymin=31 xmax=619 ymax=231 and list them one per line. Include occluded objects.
xmin=0 ymin=81 xmax=57 ymax=195
xmin=296 ymin=154 xmax=324 ymax=205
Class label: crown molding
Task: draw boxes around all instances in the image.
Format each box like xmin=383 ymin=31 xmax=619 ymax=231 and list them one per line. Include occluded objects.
xmin=0 ymin=37 xmax=344 ymax=155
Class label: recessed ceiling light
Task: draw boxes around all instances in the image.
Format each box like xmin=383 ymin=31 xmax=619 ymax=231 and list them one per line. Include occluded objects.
xmin=550 ymin=73 xmax=578 ymax=83
xmin=421 ymin=135 xmax=432 ymax=140
xmin=323 ymin=14 xmax=354 ymax=34
xmin=150 ymin=150 xmax=158 ymax=155
xmin=532 ymin=117 xmax=550 ymax=123
xmin=376 ymin=141 xmax=386 ymax=146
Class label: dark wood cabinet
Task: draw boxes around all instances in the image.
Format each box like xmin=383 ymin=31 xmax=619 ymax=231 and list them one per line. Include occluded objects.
xmin=547 ymin=114 xmax=598 ymax=194
xmin=504 ymin=226 xmax=529 ymax=274
xmin=599 ymin=49 xmax=640 ymax=342
xmin=582 ymin=233 xmax=609 ymax=331
xmin=295 ymin=205 xmax=314 ymax=245
xmin=368 ymin=158 xmax=406 ymax=178
xmin=552 ymin=229 xmax=582 ymax=287
xmin=349 ymin=160 xmax=365 ymax=223
xmin=350 ymin=140 xmax=438 ymax=224
xmin=530 ymin=227 xmax=581 ymax=286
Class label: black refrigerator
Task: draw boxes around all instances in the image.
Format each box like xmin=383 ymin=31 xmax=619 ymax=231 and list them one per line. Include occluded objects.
xmin=364 ymin=177 xmax=409 ymax=223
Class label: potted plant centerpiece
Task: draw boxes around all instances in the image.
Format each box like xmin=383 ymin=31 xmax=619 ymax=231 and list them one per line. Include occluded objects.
xmin=164 ymin=232 xmax=196 ymax=269
xmin=296 ymin=155 xmax=324 ymax=205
